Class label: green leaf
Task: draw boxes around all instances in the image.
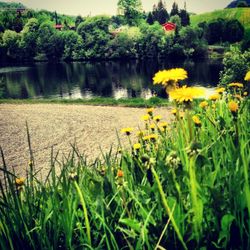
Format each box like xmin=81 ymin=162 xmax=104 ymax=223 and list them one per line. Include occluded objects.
xmin=119 ymin=218 xmax=141 ymax=233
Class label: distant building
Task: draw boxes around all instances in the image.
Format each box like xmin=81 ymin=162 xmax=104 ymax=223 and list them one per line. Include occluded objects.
xmin=54 ymin=24 xmax=63 ymax=30
xmin=162 ymin=22 xmax=176 ymax=32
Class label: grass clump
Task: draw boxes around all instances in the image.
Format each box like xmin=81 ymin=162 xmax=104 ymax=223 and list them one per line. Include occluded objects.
xmin=0 ymin=69 xmax=249 ymax=249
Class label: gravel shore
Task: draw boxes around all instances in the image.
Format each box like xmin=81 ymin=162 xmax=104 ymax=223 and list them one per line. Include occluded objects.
xmin=0 ymin=104 xmax=171 ymax=177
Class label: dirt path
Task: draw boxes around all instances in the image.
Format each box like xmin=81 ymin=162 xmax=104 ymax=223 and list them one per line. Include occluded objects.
xmin=0 ymin=104 xmax=171 ymax=178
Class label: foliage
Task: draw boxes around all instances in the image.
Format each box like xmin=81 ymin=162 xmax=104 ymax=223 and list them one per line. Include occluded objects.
xmin=0 ymin=69 xmax=249 ymax=249
xmin=151 ymin=0 xmax=169 ymax=25
xmin=190 ymin=8 xmax=250 ymax=41
xmin=220 ymin=46 xmax=250 ymax=85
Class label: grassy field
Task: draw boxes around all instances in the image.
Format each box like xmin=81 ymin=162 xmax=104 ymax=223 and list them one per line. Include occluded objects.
xmin=190 ymin=8 xmax=250 ymax=40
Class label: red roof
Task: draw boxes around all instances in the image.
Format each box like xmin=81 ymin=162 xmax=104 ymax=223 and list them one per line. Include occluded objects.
xmin=54 ymin=24 xmax=63 ymax=29
xmin=162 ymin=22 xmax=176 ymax=31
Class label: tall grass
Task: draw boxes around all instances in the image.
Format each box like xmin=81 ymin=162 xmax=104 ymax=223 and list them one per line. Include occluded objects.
xmin=0 ymin=75 xmax=249 ymax=249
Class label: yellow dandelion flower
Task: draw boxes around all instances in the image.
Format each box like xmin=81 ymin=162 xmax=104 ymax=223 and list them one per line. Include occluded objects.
xmin=153 ymin=115 xmax=162 ymax=122
xmin=171 ymin=108 xmax=177 ymax=115
xmin=169 ymin=85 xmax=205 ymax=103
xmin=153 ymin=68 xmax=188 ymax=86
xmin=209 ymin=93 xmax=220 ymax=101
xmin=243 ymin=91 xmax=248 ymax=96
xmin=133 ymin=143 xmax=141 ymax=150
xmin=192 ymin=115 xmax=202 ymax=127
xmin=159 ymin=121 xmax=168 ymax=128
xmin=143 ymin=134 xmax=158 ymax=141
xmin=228 ymin=82 xmax=244 ymax=88
xmin=150 ymin=124 xmax=156 ymax=130
xmin=146 ymin=108 xmax=154 ymax=116
xmin=228 ymin=101 xmax=239 ymax=113
xmin=142 ymin=114 xmax=150 ymax=121
xmin=15 ymin=177 xmax=25 ymax=186
xmin=121 ymin=127 xmax=133 ymax=136
xmin=216 ymin=87 xmax=225 ymax=94
xmin=244 ymin=71 xmax=250 ymax=81
xmin=199 ymin=101 xmax=208 ymax=109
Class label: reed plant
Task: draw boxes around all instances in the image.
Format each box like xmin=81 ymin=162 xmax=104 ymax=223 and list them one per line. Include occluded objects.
xmin=0 ymin=69 xmax=249 ymax=249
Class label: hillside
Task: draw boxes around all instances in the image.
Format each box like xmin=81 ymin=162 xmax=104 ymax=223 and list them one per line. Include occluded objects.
xmin=227 ymin=0 xmax=250 ymax=8
xmin=190 ymin=8 xmax=250 ymax=40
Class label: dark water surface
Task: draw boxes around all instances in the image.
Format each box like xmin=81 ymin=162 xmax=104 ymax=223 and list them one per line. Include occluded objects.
xmin=0 ymin=59 xmax=223 ymax=99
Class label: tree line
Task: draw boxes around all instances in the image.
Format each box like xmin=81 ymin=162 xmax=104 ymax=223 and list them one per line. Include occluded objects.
xmin=0 ymin=0 xmax=246 ymax=62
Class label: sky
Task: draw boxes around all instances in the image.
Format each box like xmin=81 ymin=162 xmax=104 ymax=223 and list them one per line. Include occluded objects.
xmin=3 ymin=0 xmax=232 ymax=16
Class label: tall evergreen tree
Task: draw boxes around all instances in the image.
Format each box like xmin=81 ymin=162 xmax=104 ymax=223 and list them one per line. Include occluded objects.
xmin=151 ymin=1 xmax=169 ymax=25
xmin=179 ymin=9 xmax=190 ymax=26
xmin=146 ymin=12 xmax=154 ymax=25
xmin=170 ymin=1 xmax=179 ymax=17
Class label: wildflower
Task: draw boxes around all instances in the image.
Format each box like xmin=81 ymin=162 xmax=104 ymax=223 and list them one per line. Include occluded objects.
xmin=192 ymin=115 xmax=202 ymax=127
xmin=153 ymin=115 xmax=162 ymax=122
xmin=169 ymin=85 xmax=205 ymax=103
xmin=153 ymin=68 xmax=188 ymax=86
xmin=243 ymin=92 xmax=248 ymax=96
xmin=216 ymin=87 xmax=225 ymax=94
xmin=15 ymin=177 xmax=25 ymax=186
xmin=244 ymin=71 xmax=250 ymax=81
xmin=143 ymin=134 xmax=158 ymax=142
xmin=209 ymin=93 xmax=220 ymax=101
xmin=117 ymin=169 xmax=124 ymax=178
xmin=137 ymin=131 xmax=145 ymax=138
xmin=146 ymin=108 xmax=154 ymax=116
xmin=133 ymin=143 xmax=141 ymax=150
xmin=142 ymin=114 xmax=150 ymax=121
xmin=199 ymin=101 xmax=208 ymax=109
xmin=150 ymin=124 xmax=156 ymax=131
xmin=228 ymin=82 xmax=244 ymax=88
xmin=159 ymin=121 xmax=168 ymax=129
xmin=171 ymin=108 xmax=177 ymax=116
xmin=121 ymin=127 xmax=133 ymax=136
xmin=228 ymin=101 xmax=239 ymax=113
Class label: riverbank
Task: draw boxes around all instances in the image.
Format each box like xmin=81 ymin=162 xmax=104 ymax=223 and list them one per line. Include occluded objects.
xmin=0 ymin=103 xmax=172 ymax=178
xmin=0 ymin=97 xmax=169 ymax=107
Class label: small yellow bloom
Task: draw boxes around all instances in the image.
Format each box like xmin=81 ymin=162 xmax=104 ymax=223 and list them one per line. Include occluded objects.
xmin=137 ymin=131 xmax=145 ymax=137
xmin=228 ymin=82 xmax=244 ymax=88
xmin=244 ymin=71 xmax=250 ymax=81
xmin=209 ymin=93 xmax=220 ymax=101
xmin=228 ymin=101 xmax=239 ymax=113
xmin=171 ymin=108 xmax=177 ymax=115
xmin=146 ymin=108 xmax=154 ymax=116
xmin=199 ymin=101 xmax=208 ymax=109
xmin=192 ymin=115 xmax=202 ymax=127
xmin=159 ymin=121 xmax=168 ymax=129
xmin=169 ymin=85 xmax=205 ymax=103
xmin=121 ymin=127 xmax=133 ymax=136
xmin=216 ymin=87 xmax=225 ymax=94
xmin=150 ymin=124 xmax=156 ymax=130
xmin=142 ymin=114 xmax=150 ymax=121
xmin=143 ymin=134 xmax=158 ymax=141
xmin=15 ymin=177 xmax=25 ymax=186
xmin=243 ymin=92 xmax=248 ymax=96
xmin=133 ymin=143 xmax=141 ymax=150
xmin=153 ymin=115 xmax=162 ymax=122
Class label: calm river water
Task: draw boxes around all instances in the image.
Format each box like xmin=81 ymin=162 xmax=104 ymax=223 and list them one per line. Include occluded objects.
xmin=0 ymin=59 xmax=223 ymax=99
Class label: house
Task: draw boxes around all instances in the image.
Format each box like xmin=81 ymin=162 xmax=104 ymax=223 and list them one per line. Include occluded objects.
xmin=54 ymin=24 xmax=63 ymax=30
xmin=162 ymin=22 xmax=176 ymax=32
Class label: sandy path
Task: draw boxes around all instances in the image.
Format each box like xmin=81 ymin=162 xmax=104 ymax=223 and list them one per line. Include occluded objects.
xmin=0 ymin=104 xmax=171 ymax=178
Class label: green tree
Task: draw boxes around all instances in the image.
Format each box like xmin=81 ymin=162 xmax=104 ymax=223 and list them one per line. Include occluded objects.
xmin=146 ymin=12 xmax=154 ymax=25
xmin=75 ymin=15 xmax=83 ymax=28
xmin=205 ymin=18 xmax=226 ymax=44
xmin=2 ymin=29 xmax=21 ymax=59
xmin=170 ymin=2 xmax=179 ymax=17
xmin=237 ymin=1 xmax=248 ymax=7
xmin=179 ymin=9 xmax=190 ymax=27
xmin=117 ymin=0 xmax=143 ymax=25
xmin=152 ymin=0 xmax=169 ymax=25
xmin=223 ymin=19 xmax=244 ymax=43
xmin=77 ymin=15 xmax=111 ymax=58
